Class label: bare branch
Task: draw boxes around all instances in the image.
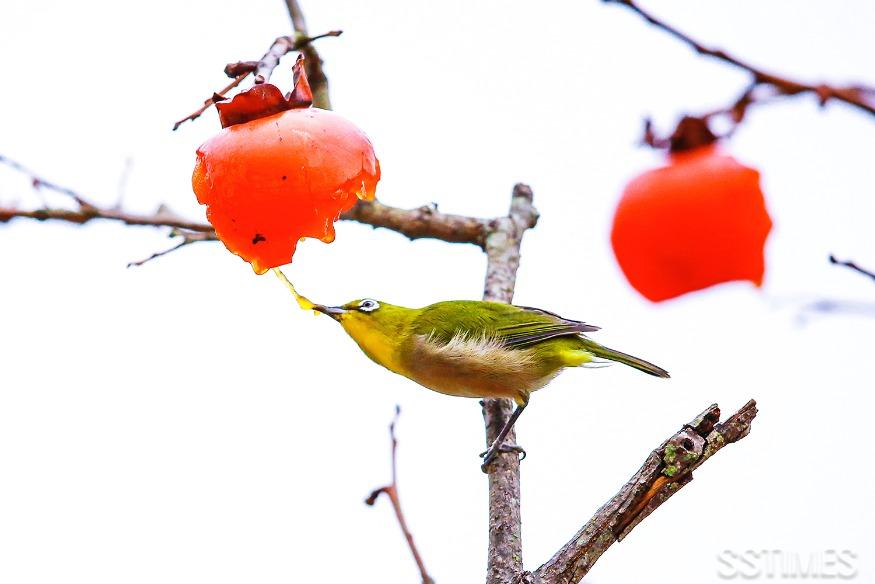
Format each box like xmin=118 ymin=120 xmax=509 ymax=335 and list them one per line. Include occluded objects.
xmin=829 ymin=254 xmax=875 ymax=283
xmin=519 ymin=400 xmax=758 ymax=584
xmin=0 ymin=154 xmax=97 ymax=208
xmin=126 ymin=231 xmax=215 ymax=268
xmin=365 ymin=407 xmax=435 ymax=584
xmin=481 ymin=183 xmax=539 ymax=584
xmin=341 ymin=200 xmax=489 ymax=247
xmin=0 ymin=204 xmax=215 ymax=234
xmin=172 ymin=74 xmax=248 ymax=131
xmin=284 ymin=0 xmax=309 ymax=35
xmin=606 ymin=0 xmax=875 ymax=117
xmin=172 ymin=30 xmax=341 ymax=130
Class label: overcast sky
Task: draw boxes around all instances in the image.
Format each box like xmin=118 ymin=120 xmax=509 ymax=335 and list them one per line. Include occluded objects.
xmin=2 ymin=1 xmax=874 ymax=583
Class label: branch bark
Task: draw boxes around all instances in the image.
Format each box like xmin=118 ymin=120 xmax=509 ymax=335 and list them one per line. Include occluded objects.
xmin=0 ymin=205 xmax=216 ymax=234
xmin=341 ymin=200 xmax=489 ymax=247
xmin=481 ymin=184 xmax=540 ymax=584
xmin=517 ymin=399 xmax=758 ymax=584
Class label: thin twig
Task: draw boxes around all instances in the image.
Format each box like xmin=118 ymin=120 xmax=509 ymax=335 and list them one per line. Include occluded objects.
xmin=0 ymin=154 xmax=97 ymax=208
xmin=172 ymin=73 xmax=249 ymax=131
xmin=365 ymin=407 xmax=435 ymax=584
xmin=126 ymin=238 xmax=193 ymax=268
xmin=0 ymin=204 xmax=216 ymax=233
xmin=829 ymin=254 xmax=875 ymax=283
xmin=606 ymin=0 xmax=875 ymax=117
xmin=126 ymin=232 xmax=215 ymax=268
xmin=518 ymin=400 xmax=758 ymax=584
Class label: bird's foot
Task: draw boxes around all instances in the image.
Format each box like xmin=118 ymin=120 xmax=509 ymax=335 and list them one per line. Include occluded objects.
xmin=480 ymin=443 xmax=526 ymax=473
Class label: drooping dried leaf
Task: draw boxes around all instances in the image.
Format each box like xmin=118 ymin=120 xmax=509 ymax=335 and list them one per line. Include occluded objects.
xmin=216 ymin=56 xmax=313 ymax=128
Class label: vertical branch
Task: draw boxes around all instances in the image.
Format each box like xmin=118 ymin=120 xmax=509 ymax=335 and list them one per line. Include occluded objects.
xmin=481 ymin=184 xmax=539 ymax=584
xmin=283 ymin=0 xmax=333 ymax=110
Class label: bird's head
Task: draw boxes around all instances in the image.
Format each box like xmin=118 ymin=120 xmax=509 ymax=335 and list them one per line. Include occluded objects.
xmin=313 ymin=298 xmax=415 ymax=335
xmin=313 ymin=298 xmax=416 ymax=369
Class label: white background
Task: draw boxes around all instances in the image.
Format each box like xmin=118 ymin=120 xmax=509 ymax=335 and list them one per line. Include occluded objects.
xmin=1 ymin=1 xmax=874 ymax=582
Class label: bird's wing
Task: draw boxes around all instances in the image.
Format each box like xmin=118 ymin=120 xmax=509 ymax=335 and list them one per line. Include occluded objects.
xmin=496 ymin=306 xmax=600 ymax=348
xmin=411 ymin=301 xmax=599 ymax=349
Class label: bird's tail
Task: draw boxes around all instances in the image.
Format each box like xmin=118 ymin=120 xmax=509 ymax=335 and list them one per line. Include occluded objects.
xmin=585 ymin=342 xmax=670 ymax=378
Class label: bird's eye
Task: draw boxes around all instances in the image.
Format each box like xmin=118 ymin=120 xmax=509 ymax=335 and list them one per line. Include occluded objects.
xmin=358 ymin=299 xmax=380 ymax=313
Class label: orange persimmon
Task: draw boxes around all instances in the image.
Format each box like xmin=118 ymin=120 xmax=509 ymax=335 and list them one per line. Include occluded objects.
xmin=192 ymin=56 xmax=380 ymax=274
xmin=611 ymin=144 xmax=772 ymax=302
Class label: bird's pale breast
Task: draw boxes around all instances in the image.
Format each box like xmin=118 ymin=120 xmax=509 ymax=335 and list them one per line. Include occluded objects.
xmin=399 ymin=332 xmax=561 ymax=402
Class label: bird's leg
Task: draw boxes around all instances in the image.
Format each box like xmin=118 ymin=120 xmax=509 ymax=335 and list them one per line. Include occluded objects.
xmin=480 ymin=399 xmax=527 ymax=472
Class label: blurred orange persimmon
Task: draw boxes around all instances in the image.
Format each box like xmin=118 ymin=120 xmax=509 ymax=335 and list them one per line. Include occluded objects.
xmin=611 ymin=143 xmax=772 ymax=302
xmin=192 ymin=56 xmax=380 ymax=274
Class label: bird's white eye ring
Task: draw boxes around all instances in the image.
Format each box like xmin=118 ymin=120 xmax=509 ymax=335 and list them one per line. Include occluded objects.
xmin=358 ymin=299 xmax=380 ymax=312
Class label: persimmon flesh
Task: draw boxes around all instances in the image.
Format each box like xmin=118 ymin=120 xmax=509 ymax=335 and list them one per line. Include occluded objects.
xmin=611 ymin=145 xmax=772 ymax=302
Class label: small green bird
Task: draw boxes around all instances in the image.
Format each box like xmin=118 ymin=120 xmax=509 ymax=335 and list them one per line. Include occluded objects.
xmin=274 ymin=270 xmax=669 ymax=470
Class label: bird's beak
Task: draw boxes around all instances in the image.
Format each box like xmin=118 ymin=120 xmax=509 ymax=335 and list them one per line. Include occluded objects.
xmin=312 ymin=304 xmax=347 ymax=320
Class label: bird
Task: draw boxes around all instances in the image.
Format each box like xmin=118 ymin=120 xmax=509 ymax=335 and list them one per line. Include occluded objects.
xmin=273 ymin=270 xmax=669 ymax=471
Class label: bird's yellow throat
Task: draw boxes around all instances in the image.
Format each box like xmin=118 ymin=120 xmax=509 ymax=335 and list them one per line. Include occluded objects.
xmin=272 ymin=268 xmax=407 ymax=375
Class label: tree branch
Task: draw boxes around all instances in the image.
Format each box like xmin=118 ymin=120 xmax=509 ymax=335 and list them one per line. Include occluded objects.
xmin=341 ymin=200 xmax=489 ymax=247
xmin=481 ymin=183 xmax=540 ymax=584
xmin=365 ymin=407 xmax=435 ymax=584
xmin=0 ymin=205 xmax=216 ymax=234
xmin=606 ymin=0 xmax=875 ymax=118
xmin=518 ymin=400 xmax=758 ymax=584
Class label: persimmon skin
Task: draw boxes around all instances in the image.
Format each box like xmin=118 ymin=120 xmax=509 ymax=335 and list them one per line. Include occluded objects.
xmin=193 ymin=107 xmax=380 ymax=274
xmin=611 ymin=146 xmax=772 ymax=302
